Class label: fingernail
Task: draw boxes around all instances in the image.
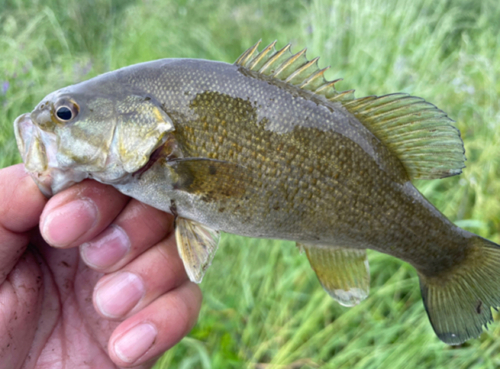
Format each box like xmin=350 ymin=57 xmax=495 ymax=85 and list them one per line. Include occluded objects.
xmin=114 ymin=323 xmax=157 ymax=364
xmin=42 ymin=198 xmax=97 ymax=247
xmin=95 ymin=272 xmax=145 ymax=318
xmin=81 ymin=225 xmax=130 ymax=269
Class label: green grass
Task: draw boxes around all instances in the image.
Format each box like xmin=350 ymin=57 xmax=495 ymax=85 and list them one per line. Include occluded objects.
xmin=2 ymin=0 xmax=500 ymax=367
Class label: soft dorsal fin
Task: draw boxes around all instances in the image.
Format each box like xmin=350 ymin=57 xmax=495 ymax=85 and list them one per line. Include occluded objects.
xmin=343 ymin=94 xmax=465 ymax=179
xmin=235 ymin=41 xmax=466 ymax=180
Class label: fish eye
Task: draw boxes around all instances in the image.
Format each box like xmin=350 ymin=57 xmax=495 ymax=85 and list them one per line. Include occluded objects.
xmin=56 ymin=106 xmax=72 ymax=121
xmin=54 ymin=99 xmax=79 ymax=123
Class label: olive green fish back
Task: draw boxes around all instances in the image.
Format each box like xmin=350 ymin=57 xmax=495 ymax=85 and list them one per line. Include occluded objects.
xmin=236 ymin=40 xmax=466 ymax=180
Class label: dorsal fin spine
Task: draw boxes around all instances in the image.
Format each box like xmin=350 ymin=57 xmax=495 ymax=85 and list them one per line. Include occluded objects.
xmin=235 ymin=40 xmax=261 ymax=67
xmin=300 ymin=67 xmax=330 ymax=90
xmin=248 ymin=41 xmax=277 ymax=70
xmin=329 ymin=90 xmax=355 ymax=102
xmin=259 ymin=44 xmax=292 ymax=74
xmin=235 ymin=41 xmax=351 ymax=100
xmin=315 ymin=78 xmax=342 ymax=92
xmin=343 ymin=96 xmax=377 ymax=107
xmin=315 ymin=78 xmax=342 ymax=98
xmin=285 ymin=57 xmax=320 ymax=83
xmin=273 ymin=48 xmax=308 ymax=78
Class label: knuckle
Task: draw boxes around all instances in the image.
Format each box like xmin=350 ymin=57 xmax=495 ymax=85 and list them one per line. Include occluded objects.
xmin=168 ymin=292 xmax=194 ymax=335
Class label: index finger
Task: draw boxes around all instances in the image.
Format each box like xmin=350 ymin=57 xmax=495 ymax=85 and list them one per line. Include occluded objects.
xmin=0 ymin=164 xmax=47 ymax=283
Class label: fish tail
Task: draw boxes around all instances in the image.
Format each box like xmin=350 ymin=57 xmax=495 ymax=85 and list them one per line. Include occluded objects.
xmin=419 ymin=236 xmax=500 ymax=344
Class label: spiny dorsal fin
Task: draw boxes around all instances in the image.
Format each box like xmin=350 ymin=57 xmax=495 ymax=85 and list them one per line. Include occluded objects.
xmin=235 ymin=40 xmax=351 ymax=101
xmin=236 ymin=41 xmax=466 ymax=180
xmin=343 ymin=94 xmax=466 ymax=179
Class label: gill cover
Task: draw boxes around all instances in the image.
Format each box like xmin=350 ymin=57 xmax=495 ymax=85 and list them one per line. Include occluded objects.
xmin=15 ymin=86 xmax=175 ymax=197
xmin=58 ymin=94 xmax=174 ymax=175
xmin=115 ymin=95 xmax=174 ymax=173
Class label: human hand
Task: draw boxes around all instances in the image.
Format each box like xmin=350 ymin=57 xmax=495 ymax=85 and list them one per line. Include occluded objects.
xmin=0 ymin=164 xmax=202 ymax=368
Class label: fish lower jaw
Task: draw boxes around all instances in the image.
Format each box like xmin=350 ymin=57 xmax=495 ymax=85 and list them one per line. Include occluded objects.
xmin=28 ymin=167 xmax=89 ymax=198
xmin=32 ymin=172 xmax=54 ymax=197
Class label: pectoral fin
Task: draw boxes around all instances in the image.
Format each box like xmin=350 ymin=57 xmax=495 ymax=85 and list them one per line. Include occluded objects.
xmin=300 ymin=243 xmax=370 ymax=307
xmin=169 ymin=158 xmax=248 ymax=201
xmin=175 ymin=217 xmax=220 ymax=283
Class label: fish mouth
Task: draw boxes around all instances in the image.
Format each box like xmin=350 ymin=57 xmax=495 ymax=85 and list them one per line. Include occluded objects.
xmin=14 ymin=113 xmax=85 ymax=197
xmin=14 ymin=113 xmax=51 ymax=196
xmin=14 ymin=113 xmax=34 ymax=159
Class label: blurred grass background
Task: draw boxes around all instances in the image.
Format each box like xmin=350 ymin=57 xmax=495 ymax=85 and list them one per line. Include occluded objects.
xmin=1 ymin=0 xmax=500 ymax=367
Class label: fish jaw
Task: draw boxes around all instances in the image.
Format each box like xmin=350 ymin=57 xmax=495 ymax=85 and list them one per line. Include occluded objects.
xmin=14 ymin=113 xmax=89 ymax=197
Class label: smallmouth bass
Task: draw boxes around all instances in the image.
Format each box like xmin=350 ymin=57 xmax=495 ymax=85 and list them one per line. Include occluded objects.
xmin=14 ymin=40 xmax=500 ymax=345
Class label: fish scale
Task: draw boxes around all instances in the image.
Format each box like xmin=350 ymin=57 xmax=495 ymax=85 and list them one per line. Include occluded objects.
xmin=152 ymin=77 xmax=446 ymax=250
xmin=114 ymin=60 xmax=468 ymax=261
xmin=13 ymin=41 xmax=500 ymax=345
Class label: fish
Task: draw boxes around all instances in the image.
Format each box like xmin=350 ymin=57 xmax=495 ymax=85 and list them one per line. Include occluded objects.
xmin=13 ymin=40 xmax=500 ymax=345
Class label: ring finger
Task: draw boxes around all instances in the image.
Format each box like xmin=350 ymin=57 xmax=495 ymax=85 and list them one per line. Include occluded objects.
xmin=108 ymin=281 xmax=201 ymax=367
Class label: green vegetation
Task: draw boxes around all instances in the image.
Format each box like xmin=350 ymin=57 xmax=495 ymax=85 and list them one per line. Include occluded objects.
xmin=2 ymin=0 xmax=500 ymax=367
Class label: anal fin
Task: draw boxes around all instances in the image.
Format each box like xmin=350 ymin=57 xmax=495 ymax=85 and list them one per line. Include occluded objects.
xmin=175 ymin=217 xmax=220 ymax=283
xmin=300 ymin=243 xmax=370 ymax=307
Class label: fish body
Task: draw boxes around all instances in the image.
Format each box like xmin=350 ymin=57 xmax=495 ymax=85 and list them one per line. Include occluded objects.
xmin=107 ymin=59 xmax=463 ymax=272
xmin=14 ymin=41 xmax=500 ymax=345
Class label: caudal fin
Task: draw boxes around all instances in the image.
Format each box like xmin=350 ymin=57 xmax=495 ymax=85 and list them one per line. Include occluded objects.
xmin=419 ymin=236 xmax=500 ymax=344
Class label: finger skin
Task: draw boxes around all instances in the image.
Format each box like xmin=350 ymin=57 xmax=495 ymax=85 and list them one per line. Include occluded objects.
xmin=93 ymin=232 xmax=187 ymax=319
xmin=108 ymin=281 xmax=202 ymax=367
xmin=0 ymin=250 xmax=44 ymax=368
xmin=40 ymin=179 xmax=130 ymax=248
xmin=0 ymin=164 xmax=46 ymax=284
xmin=80 ymin=199 xmax=174 ymax=272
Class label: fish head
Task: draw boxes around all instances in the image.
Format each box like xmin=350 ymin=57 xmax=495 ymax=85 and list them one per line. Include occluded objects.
xmin=14 ymin=77 xmax=175 ymax=197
